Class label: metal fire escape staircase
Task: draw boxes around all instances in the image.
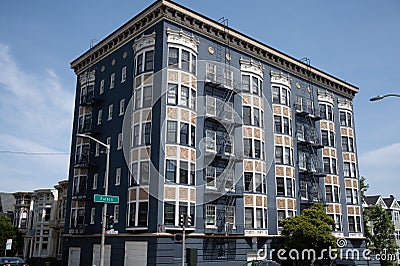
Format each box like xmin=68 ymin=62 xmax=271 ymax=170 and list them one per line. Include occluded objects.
xmin=204 ymin=18 xmax=243 ymax=235
xmin=296 ymin=58 xmax=326 ymax=212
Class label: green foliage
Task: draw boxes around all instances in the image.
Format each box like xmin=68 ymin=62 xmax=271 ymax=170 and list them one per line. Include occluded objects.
xmin=279 ymin=204 xmax=336 ymax=265
xmin=364 ymin=205 xmax=397 ymax=266
xmin=0 ymin=214 xmax=17 ymax=256
xmin=359 ymin=176 xmax=369 ymax=202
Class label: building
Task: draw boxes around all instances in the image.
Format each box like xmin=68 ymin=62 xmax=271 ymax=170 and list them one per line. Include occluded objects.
xmin=64 ymin=0 xmax=365 ymax=265
xmin=13 ymin=192 xmax=34 ymax=258
xmin=364 ymin=195 xmax=400 ymax=247
xmin=53 ymin=180 xmax=69 ymax=260
xmin=0 ymin=192 xmax=16 ymax=221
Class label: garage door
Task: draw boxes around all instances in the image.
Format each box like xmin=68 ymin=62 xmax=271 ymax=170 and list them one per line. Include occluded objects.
xmin=92 ymin=244 xmax=111 ymax=266
xmin=68 ymin=247 xmax=81 ymax=266
xmin=124 ymin=241 xmax=148 ymax=265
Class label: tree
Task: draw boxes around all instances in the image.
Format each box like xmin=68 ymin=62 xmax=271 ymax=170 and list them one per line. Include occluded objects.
xmin=359 ymin=176 xmax=369 ymax=202
xmin=279 ymin=204 xmax=336 ymax=265
xmin=0 ymin=214 xmax=17 ymax=256
xmin=364 ymin=205 xmax=397 ymax=266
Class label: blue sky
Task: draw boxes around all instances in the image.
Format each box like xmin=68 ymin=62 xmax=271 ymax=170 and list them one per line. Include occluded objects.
xmin=0 ymin=0 xmax=399 ymax=196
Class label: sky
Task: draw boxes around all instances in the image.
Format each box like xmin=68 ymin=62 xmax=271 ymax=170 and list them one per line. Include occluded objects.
xmin=0 ymin=0 xmax=399 ymax=197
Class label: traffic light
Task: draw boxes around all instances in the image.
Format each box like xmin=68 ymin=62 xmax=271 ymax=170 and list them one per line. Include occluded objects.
xmin=174 ymin=233 xmax=183 ymax=243
xmin=108 ymin=215 xmax=115 ymax=230
xmin=186 ymin=215 xmax=192 ymax=226
xmin=179 ymin=214 xmax=185 ymax=227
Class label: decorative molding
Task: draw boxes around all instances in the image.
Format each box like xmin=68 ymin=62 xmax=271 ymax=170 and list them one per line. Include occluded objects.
xmin=132 ymin=32 xmax=156 ymax=53
xmin=166 ymin=28 xmax=200 ymax=53
xmin=338 ymin=98 xmax=353 ymax=111
xmin=270 ymin=70 xmax=291 ymax=87
xmin=240 ymin=57 xmax=265 ymax=77
xmin=318 ymin=89 xmax=335 ymax=104
xmin=70 ymin=0 xmax=358 ymax=99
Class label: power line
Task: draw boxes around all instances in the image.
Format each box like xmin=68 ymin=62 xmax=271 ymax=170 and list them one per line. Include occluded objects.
xmin=0 ymin=150 xmax=70 ymax=155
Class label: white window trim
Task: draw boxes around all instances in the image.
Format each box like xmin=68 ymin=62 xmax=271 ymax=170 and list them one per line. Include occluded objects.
xmin=205 ymin=204 xmax=217 ymax=228
xmin=119 ymin=99 xmax=125 ymax=116
xmin=115 ymin=167 xmax=121 ymax=186
xmin=206 ymin=166 xmax=216 ymax=189
xmin=110 ymin=73 xmax=115 ymax=89
xmin=121 ymin=66 xmax=127 ymax=83
xmin=117 ymin=133 xmax=123 ymax=150
xmin=206 ymin=130 xmax=216 ymax=152
xmin=90 ymin=207 xmax=95 ymax=224
xmin=108 ymin=104 xmax=113 ymax=121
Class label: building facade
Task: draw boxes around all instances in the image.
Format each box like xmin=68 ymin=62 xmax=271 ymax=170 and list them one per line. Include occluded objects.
xmin=13 ymin=192 xmax=34 ymax=258
xmin=64 ymin=0 xmax=365 ymax=265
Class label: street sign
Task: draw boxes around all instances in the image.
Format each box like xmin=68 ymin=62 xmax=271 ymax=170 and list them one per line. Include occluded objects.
xmin=94 ymin=194 xmax=119 ymax=204
xmin=6 ymin=239 xmax=12 ymax=250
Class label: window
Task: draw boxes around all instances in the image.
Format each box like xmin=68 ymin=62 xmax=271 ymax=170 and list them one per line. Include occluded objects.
xmin=140 ymin=162 xmax=149 ymax=185
xmin=180 ymin=123 xmax=189 ymax=145
xmin=206 ymin=96 xmax=216 ymax=116
xmin=100 ymin=79 xmax=104 ymax=94
xmin=138 ymin=202 xmax=148 ymax=227
xmin=167 ymin=84 xmax=178 ymax=105
xmin=143 ymin=86 xmax=152 ymax=107
xmin=319 ymin=103 xmax=334 ymax=121
xmin=90 ymin=207 xmax=95 ymax=224
xmin=191 ymin=125 xmax=196 ymax=147
xmin=190 ymin=163 xmax=195 ymax=186
xmin=179 ymin=161 xmax=188 ymax=184
xmin=275 ymin=146 xmax=283 ymax=164
xmin=114 ymin=205 xmax=119 ymax=223
xmin=117 ymin=133 xmax=122 ymax=150
xmin=244 ymin=172 xmax=253 ymax=192
xmin=121 ymin=66 xmax=127 ymax=83
xmin=340 ymin=111 xmax=346 ymax=126
xmin=225 ymin=206 xmax=235 ymax=225
xmin=97 ymin=110 xmax=102 ymax=125
xmin=133 ymin=125 xmax=140 ymax=147
xmin=168 ymin=47 xmax=179 ymax=68
xmin=330 ymin=131 xmax=335 ymax=147
xmin=106 ymin=136 xmax=111 ymax=147
xmin=191 ymin=54 xmax=197 ymax=74
xmin=164 ymin=202 xmax=175 ymax=225
xmin=135 ymin=88 xmax=142 ymax=109
xmin=274 ymin=116 xmax=282 ymax=133
xmin=298 ymin=151 xmax=307 ymax=169
xmin=224 ymin=69 xmax=233 ymax=88
xmin=323 ymin=157 xmax=330 ymax=174
xmin=276 ymin=177 xmax=285 ymax=196
xmin=254 ymin=108 xmax=260 ymax=127
xmin=243 ymin=138 xmax=252 ymax=158
xmin=142 ymin=122 xmax=151 ymax=146
xmin=252 ymin=77 xmax=259 ymax=95
xmin=278 ymin=211 xmax=286 ymax=224
xmin=206 ymin=63 xmax=216 ymax=81
xmin=286 ymin=178 xmax=294 ymax=197
xmin=205 ymin=205 xmax=216 ymax=227
xmin=349 ymin=137 xmax=354 ymax=152
xmin=256 ymin=209 xmax=263 ymax=228
xmin=167 ymin=121 xmax=177 ymax=143
xmin=224 ymin=135 xmax=233 ymax=155
xmin=144 ymin=50 xmax=154 ymax=72
xmin=346 ymin=188 xmax=358 ymax=205
xmin=95 ymin=142 xmax=100 ymax=157
xmin=243 ymin=106 xmax=251 ymax=125
xmin=136 ymin=54 xmax=143 ymax=75
xmin=254 ymin=173 xmax=263 ymax=193
xmin=242 ymin=75 xmax=250 ymax=92
xmin=110 ymin=73 xmax=115 ymax=89
xmin=206 ymin=130 xmax=216 ymax=152
xmin=332 ymin=158 xmax=337 ymax=175
xmin=393 ymin=211 xmax=399 ymax=222
xmin=190 ymin=89 xmax=196 ymax=110
xmin=108 ymin=104 xmax=113 ymax=121
xmin=342 ymin=137 xmax=349 ymax=152
xmin=325 ymin=186 xmax=333 ymax=202
xmin=224 ymin=102 xmax=233 ymax=121
xmin=130 ymin=163 xmax=138 ymax=186
xmin=181 ymin=50 xmax=190 ymax=72
xmin=166 ymin=160 xmax=176 ymax=182
xmin=93 ymin=173 xmax=98 ymax=189
xmin=206 ymin=166 xmax=216 ymax=188
xmin=254 ymin=140 xmax=261 ymax=159
xmin=181 ymin=86 xmax=189 ymax=107
xmin=245 ymin=208 xmax=254 ymax=228
xmin=115 ymin=168 xmax=121 ymax=185
xmin=272 ymin=86 xmax=280 ymax=103
xmin=119 ymin=99 xmax=125 ymax=115
xmin=295 ymin=95 xmax=302 ymax=111
xmin=344 ymin=162 xmax=350 ymax=177
xmin=351 ymin=163 xmax=357 ymax=178
xmin=281 ymin=88 xmax=289 ymax=106
xmin=321 ymin=130 xmax=329 ymax=146
xmin=283 ymin=117 xmax=290 ymax=135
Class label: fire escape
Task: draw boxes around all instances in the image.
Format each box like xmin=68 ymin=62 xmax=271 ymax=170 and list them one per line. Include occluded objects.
xmin=296 ymin=58 xmax=325 ymax=212
xmin=203 ymin=18 xmax=244 ymax=236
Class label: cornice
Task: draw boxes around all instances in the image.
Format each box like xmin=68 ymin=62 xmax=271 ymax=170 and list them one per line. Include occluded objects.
xmin=70 ymin=0 xmax=358 ymax=99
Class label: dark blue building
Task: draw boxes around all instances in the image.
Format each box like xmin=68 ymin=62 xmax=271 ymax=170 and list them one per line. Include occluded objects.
xmin=64 ymin=0 xmax=366 ymax=265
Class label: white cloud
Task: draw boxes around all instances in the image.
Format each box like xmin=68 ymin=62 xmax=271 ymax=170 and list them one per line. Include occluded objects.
xmin=0 ymin=43 xmax=74 ymax=192
xmin=359 ymin=143 xmax=400 ymax=196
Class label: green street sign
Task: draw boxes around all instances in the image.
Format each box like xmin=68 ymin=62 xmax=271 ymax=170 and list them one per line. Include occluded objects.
xmin=94 ymin=194 xmax=119 ymax=204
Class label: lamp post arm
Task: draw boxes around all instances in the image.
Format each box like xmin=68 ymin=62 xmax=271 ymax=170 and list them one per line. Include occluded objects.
xmin=370 ymin=93 xmax=400 ymax=102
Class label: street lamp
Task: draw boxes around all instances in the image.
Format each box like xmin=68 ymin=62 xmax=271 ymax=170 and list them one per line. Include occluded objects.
xmin=76 ymin=133 xmax=110 ymax=266
xmin=369 ymin=93 xmax=400 ymax=102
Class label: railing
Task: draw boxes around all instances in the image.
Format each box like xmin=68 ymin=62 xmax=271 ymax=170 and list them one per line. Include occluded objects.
xmin=204 ymin=223 xmax=245 ymax=235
